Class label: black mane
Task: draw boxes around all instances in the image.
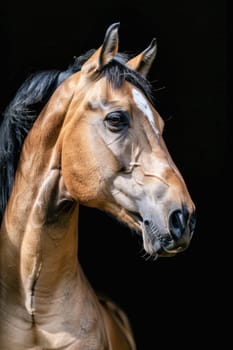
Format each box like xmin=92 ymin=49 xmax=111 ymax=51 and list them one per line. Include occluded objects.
xmin=0 ymin=49 xmax=153 ymax=224
xmin=0 ymin=49 xmax=95 ymax=223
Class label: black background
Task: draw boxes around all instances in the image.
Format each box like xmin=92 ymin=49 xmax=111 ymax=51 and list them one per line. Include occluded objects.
xmin=0 ymin=1 xmax=228 ymax=349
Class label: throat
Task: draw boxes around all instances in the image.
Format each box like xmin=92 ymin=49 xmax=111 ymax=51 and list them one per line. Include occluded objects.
xmin=1 ymin=165 xmax=79 ymax=317
xmin=19 ymin=169 xmax=78 ymax=288
xmin=25 ymin=259 xmax=42 ymax=319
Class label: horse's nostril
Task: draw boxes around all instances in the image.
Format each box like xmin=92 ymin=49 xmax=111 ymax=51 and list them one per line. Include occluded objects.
xmin=169 ymin=209 xmax=196 ymax=240
xmin=169 ymin=209 xmax=187 ymax=240
xmin=189 ymin=211 xmax=197 ymax=233
xmin=144 ymin=219 xmax=150 ymax=226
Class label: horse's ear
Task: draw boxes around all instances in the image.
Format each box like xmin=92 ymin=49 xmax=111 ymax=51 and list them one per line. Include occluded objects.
xmin=127 ymin=38 xmax=157 ymax=77
xmin=99 ymin=22 xmax=120 ymax=68
xmin=81 ymin=23 xmax=120 ymax=76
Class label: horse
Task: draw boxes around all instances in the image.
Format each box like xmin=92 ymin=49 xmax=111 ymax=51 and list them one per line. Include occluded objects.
xmin=0 ymin=23 xmax=196 ymax=349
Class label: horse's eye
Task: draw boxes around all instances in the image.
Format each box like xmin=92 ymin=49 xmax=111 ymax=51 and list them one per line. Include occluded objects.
xmin=104 ymin=111 xmax=129 ymax=132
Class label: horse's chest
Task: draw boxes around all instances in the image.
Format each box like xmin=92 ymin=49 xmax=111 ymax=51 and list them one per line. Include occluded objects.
xmin=0 ymin=313 xmax=107 ymax=350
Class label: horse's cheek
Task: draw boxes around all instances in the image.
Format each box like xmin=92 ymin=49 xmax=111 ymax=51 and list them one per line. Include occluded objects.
xmin=61 ymin=138 xmax=100 ymax=203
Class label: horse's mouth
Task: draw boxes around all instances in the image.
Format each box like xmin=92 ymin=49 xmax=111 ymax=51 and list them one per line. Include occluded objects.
xmin=127 ymin=210 xmax=187 ymax=258
xmin=141 ymin=231 xmax=185 ymax=258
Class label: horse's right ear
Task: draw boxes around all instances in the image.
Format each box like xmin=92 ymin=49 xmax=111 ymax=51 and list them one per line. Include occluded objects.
xmin=81 ymin=23 xmax=120 ymax=76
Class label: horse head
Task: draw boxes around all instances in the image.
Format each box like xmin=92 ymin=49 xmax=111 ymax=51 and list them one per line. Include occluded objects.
xmin=60 ymin=23 xmax=196 ymax=258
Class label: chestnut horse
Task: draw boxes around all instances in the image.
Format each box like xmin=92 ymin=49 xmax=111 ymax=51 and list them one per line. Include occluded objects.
xmin=0 ymin=23 xmax=196 ymax=349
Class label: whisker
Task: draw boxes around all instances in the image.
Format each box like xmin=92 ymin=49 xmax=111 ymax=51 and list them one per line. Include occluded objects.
xmin=153 ymin=254 xmax=159 ymax=261
xmin=145 ymin=254 xmax=152 ymax=261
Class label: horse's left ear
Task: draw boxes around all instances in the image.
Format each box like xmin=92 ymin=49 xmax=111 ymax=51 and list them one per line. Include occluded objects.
xmin=81 ymin=22 xmax=120 ymax=76
xmin=127 ymin=38 xmax=157 ymax=77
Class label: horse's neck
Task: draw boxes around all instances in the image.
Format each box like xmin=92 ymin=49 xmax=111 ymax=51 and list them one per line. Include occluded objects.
xmin=0 ymin=102 xmax=110 ymax=348
xmin=0 ymin=91 xmax=81 ymax=301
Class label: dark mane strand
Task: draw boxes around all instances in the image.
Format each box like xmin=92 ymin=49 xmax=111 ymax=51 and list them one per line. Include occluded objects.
xmin=57 ymin=49 xmax=96 ymax=84
xmin=101 ymin=55 xmax=154 ymax=104
xmin=0 ymin=49 xmax=95 ymax=224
